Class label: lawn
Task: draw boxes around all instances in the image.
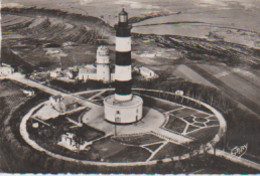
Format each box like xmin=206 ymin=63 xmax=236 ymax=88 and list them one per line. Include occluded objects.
xmin=137 ymin=90 xmax=211 ymax=113
xmin=164 ymin=116 xmax=187 ymax=134
xmin=193 ymin=122 xmax=206 ymax=127
xmin=195 ymin=112 xmax=210 ymax=119
xmin=186 ymin=125 xmax=199 ymax=133
xmin=106 ymin=146 xmax=151 ymax=162
xmin=145 ymin=143 xmax=163 ymax=152
xmin=112 ymin=134 xmax=165 ymax=146
xmin=141 ymin=95 xmax=182 ymax=112
xmin=152 ymin=142 xmax=189 ymax=160
xmin=182 ymin=116 xmax=194 ymax=123
xmin=86 ymin=136 xmax=128 ymax=160
xmin=171 ymin=108 xmax=200 ymax=118
xmin=187 ymin=126 xmax=219 ymax=143
xmin=206 ymin=120 xmax=219 ymax=126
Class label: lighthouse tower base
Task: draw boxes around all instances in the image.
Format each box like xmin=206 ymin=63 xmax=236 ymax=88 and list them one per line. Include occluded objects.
xmin=104 ymin=95 xmax=143 ymax=124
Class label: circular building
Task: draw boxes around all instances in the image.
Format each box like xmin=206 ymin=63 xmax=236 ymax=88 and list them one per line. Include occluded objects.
xmin=104 ymin=94 xmax=143 ymax=124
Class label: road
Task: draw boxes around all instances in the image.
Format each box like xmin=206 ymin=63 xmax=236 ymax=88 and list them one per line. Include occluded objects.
xmin=8 ymin=73 xmax=100 ymax=109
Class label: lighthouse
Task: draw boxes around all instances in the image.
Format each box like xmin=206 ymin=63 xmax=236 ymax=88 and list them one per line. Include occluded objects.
xmin=96 ymin=46 xmax=110 ymax=84
xmin=114 ymin=8 xmax=132 ymax=101
xmin=104 ymin=9 xmax=143 ymax=124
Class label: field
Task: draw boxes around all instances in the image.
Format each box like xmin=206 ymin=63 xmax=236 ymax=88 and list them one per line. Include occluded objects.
xmin=1 ymin=10 xmax=112 ymax=72
xmin=194 ymin=63 xmax=260 ymax=113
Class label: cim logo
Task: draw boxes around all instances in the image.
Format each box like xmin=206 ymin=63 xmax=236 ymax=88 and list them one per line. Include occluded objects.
xmin=231 ymin=143 xmax=248 ymax=157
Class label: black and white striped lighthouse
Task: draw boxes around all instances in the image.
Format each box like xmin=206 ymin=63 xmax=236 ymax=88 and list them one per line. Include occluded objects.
xmin=114 ymin=8 xmax=132 ymax=102
xmin=104 ymin=9 xmax=143 ymax=124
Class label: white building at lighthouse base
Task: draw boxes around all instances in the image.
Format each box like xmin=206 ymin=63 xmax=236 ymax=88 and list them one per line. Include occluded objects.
xmin=104 ymin=95 xmax=143 ymax=124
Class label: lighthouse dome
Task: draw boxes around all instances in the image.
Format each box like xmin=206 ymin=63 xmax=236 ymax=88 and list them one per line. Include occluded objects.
xmin=119 ymin=8 xmax=128 ymax=16
xmin=119 ymin=8 xmax=128 ymax=23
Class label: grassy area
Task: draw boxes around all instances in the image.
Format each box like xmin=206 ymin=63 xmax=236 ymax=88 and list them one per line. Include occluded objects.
xmin=187 ymin=126 xmax=219 ymax=143
xmin=86 ymin=136 xmax=152 ymax=162
xmin=186 ymin=125 xmax=199 ymax=133
xmin=48 ymin=79 xmax=110 ymax=93
xmin=1 ymin=46 xmax=33 ymax=74
xmin=182 ymin=115 xmax=193 ymax=123
xmin=79 ymin=91 xmax=100 ymax=99
xmin=194 ymin=113 xmax=210 ymax=119
xmin=86 ymin=136 xmax=127 ymax=161
xmin=137 ymin=90 xmax=212 ymax=113
xmin=152 ymin=142 xmax=189 ymax=160
xmin=140 ymin=95 xmax=182 ymax=112
xmin=145 ymin=143 xmax=163 ymax=152
xmin=112 ymin=134 xmax=164 ymax=146
xmin=172 ymin=108 xmax=205 ymax=118
xmin=206 ymin=120 xmax=219 ymax=126
xmin=0 ymin=79 xmax=40 ymax=124
xmin=107 ymin=146 xmax=151 ymax=162
xmin=0 ymin=86 xmax=50 ymax=172
xmin=0 ymin=80 xmax=31 ymax=172
xmin=164 ymin=116 xmax=187 ymax=134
